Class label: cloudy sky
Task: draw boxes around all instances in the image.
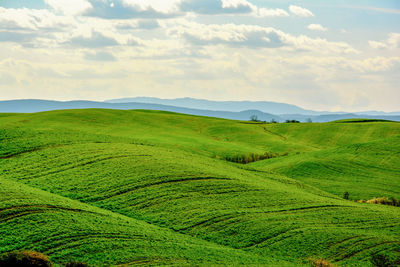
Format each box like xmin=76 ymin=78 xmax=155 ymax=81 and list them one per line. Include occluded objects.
xmin=0 ymin=0 xmax=399 ymax=112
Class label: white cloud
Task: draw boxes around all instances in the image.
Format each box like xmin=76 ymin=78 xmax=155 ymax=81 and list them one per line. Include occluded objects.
xmin=122 ymin=0 xmax=181 ymax=13
xmin=178 ymin=0 xmax=289 ymax=17
xmin=289 ymin=5 xmax=314 ymax=17
xmin=369 ymin=33 xmax=400 ymax=49
xmin=45 ymin=0 xmax=92 ymax=16
xmin=368 ymin=41 xmax=387 ymax=49
xmin=168 ymin=23 xmax=286 ymax=48
xmin=308 ymin=24 xmax=327 ymax=31
xmin=0 ymin=1 xmax=397 ymax=112
xmin=167 ymin=21 xmax=356 ymax=54
xmin=221 ymin=0 xmax=251 ymax=9
xmin=0 ymin=7 xmax=72 ymax=30
xmin=180 ymin=0 xmax=253 ymax=15
xmin=256 ymin=8 xmax=289 ymax=17
xmin=388 ymin=33 xmax=400 ymax=48
xmin=84 ymin=0 xmax=179 ymax=19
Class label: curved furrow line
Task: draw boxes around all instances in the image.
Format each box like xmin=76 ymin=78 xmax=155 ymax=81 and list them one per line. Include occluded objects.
xmin=0 ymin=210 xmax=46 ymax=223
xmin=0 ymin=206 xmax=104 ymax=223
xmin=259 ymin=204 xmax=352 ymax=214
xmin=178 ymin=214 xmax=237 ymax=231
xmin=260 ymin=126 xmax=287 ymax=141
xmin=17 ymin=231 xmax=145 ymax=252
xmin=0 ymin=204 xmax=101 ymax=215
xmin=242 ymin=228 xmax=301 ymax=249
xmin=95 ymin=177 xmax=233 ymax=201
xmin=329 ymin=237 xmax=377 ymax=261
xmin=0 ymin=144 xmax=67 ymax=159
xmin=128 ymin=194 xmax=191 ymax=210
xmin=23 ymin=155 xmax=148 ymax=179
xmin=42 ymin=234 xmax=149 ymax=255
xmin=334 ymin=241 xmax=400 ymax=262
xmin=327 ymin=236 xmax=360 ymax=250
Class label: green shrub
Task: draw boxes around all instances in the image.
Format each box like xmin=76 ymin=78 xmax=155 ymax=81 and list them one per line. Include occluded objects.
xmin=285 ymin=119 xmax=300 ymax=123
xmin=370 ymin=252 xmax=396 ymax=267
xmin=0 ymin=251 xmax=52 ymax=267
xmin=224 ymin=152 xmax=282 ymax=164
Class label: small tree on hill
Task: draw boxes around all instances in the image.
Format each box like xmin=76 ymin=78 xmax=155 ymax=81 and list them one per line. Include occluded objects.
xmin=250 ymin=115 xmax=259 ymax=122
xmin=285 ymin=119 xmax=300 ymax=123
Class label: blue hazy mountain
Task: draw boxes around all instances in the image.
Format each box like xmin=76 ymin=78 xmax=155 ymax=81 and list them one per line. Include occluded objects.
xmin=106 ymin=97 xmax=400 ymax=116
xmin=1 ymin=99 xmax=399 ymax=122
xmin=105 ymin=97 xmax=323 ymax=115
xmin=0 ymin=99 xmax=280 ymax=121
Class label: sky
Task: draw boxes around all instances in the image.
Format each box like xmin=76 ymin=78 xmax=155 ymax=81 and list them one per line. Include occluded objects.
xmin=0 ymin=0 xmax=399 ymax=112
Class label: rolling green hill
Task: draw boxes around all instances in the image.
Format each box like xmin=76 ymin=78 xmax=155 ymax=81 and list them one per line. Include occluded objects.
xmin=1 ymin=109 xmax=399 ymax=266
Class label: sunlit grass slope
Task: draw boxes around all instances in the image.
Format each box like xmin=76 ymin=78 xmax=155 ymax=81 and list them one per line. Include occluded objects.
xmin=1 ymin=109 xmax=399 ymax=266
xmin=250 ymin=135 xmax=400 ymax=200
xmin=0 ymin=179 xmax=274 ymax=266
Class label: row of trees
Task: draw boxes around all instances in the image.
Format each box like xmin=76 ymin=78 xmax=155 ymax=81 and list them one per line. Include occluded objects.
xmin=250 ymin=115 xmax=312 ymax=123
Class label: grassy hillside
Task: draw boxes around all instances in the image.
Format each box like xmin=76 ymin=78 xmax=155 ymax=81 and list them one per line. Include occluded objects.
xmin=1 ymin=109 xmax=399 ymax=266
xmin=0 ymin=179 xmax=271 ymax=266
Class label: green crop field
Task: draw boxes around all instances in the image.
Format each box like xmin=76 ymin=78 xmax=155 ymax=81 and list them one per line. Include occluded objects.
xmin=0 ymin=109 xmax=399 ymax=266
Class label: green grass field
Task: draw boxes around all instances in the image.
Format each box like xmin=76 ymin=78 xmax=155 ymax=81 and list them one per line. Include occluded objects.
xmin=1 ymin=109 xmax=399 ymax=266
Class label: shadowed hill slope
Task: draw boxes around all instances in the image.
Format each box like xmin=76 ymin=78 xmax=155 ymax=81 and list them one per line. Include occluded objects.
xmin=1 ymin=109 xmax=399 ymax=266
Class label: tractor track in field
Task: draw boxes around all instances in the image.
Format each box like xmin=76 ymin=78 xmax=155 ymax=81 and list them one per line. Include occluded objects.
xmin=98 ymin=176 xmax=233 ymax=200
xmin=41 ymin=233 xmax=151 ymax=255
xmin=0 ymin=204 xmax=104 ymax=223
xmin=243 ymin=228 xmax=300 ymax=248
xmin=260 ymin=126 xmax=287 ymax=141
xmin=335 ymin=241 xmax=400 ymax=261
xmin=21 ymin=154 xmax=151 ymax=179
xmin=330 ymin=237 xmax=376 ymax=260
xmin=179 ymin=214 xmax=238 ymax=231
xmin=0 ymin=145 xmax=67 ymax=159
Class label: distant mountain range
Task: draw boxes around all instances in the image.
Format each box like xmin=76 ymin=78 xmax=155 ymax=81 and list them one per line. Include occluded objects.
xmin=0 ymin=98 xmax=399 ymax=123
xmin=106 ymin=97 xmax=400 ymax=116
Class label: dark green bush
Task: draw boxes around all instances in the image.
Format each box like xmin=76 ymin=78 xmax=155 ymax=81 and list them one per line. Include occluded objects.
xmin=224 ymin=152 xmax=285 ymax=164
xmin=0 ymin=251 xmax=52 ymax=267
xmin=370 ymin=252 xmax=396 ymax=267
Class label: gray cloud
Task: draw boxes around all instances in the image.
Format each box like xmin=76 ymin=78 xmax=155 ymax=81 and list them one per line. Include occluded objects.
xmin=180 ymin=0 xmax=252 ymax=15
xmin=69 ymin=32 xmax=119 ymax=47
xmin=137 ymin=20 xmax=160 ymax=30
xmin=0 ymin=31 xmax=36 ymax=43
xmin=116 ymin=20 xmax=160 ymax=30
xmin=84 ymin=0 xmax=177 ymax=19
xmin=170 ymin=24 xmax=287 ymax=48
xmin=0 ymin=72 xmax=17 ymax=85
xmin=182 ymin=30 xmax=285 ymax=48
xmin=84 ymin=51 xmax=117 ymax=61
